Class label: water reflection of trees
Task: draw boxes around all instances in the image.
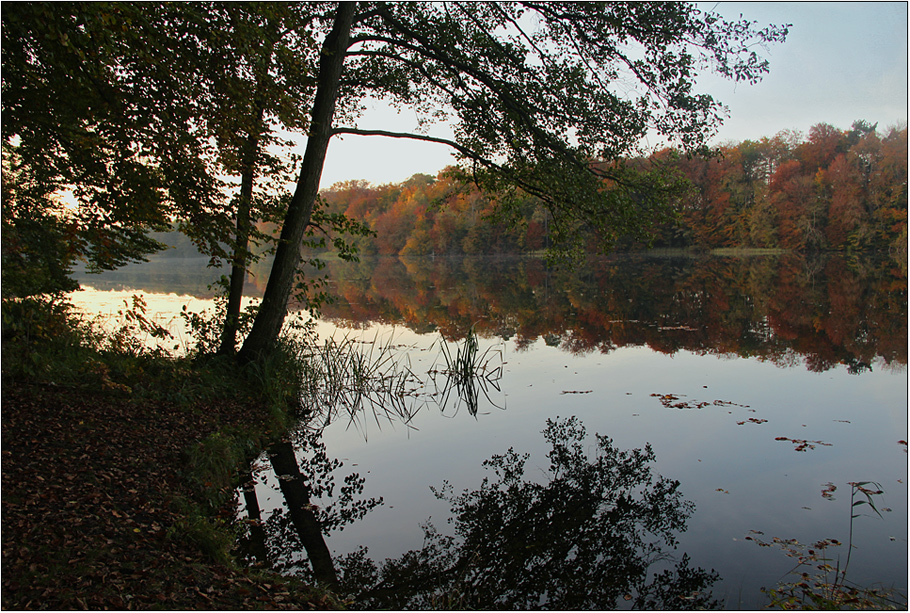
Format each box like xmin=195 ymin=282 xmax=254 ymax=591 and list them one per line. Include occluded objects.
xmin=243 ymin=417 xmax=719 ymax=610
xmin=72 ymin=256 xmax=224 ymax=298
xmin=236 ymin=429 xmax=382 ymax=588
xmin=312 ymin=254 xmax=906 ymax=373
xmin=75 ymin=252 xmax=906 ymax=373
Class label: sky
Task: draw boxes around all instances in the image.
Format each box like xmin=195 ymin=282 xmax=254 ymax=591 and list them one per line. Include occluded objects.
xmin=318 ymin=2 xmax=908 ymax=189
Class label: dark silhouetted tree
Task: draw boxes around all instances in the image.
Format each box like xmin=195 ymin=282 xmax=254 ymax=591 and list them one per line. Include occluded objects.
xmin=238 ymin=2 xmax=790 ymax=362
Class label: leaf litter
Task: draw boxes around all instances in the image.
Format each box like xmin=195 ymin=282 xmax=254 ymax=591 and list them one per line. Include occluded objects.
xmin=2 ymin=382 xmax=338 ymax=610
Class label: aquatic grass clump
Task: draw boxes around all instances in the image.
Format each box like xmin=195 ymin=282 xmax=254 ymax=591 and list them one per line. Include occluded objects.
xmin=300 ymin=331 xmax=424 ymax=435
xmin=296 ymin=326 xmax=506 ymax=435
xmin=430 ymin=326 xmax=504 ymax=417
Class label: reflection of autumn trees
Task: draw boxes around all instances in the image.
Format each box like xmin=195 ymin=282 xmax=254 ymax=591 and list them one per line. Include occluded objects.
xmin=765 ymin=256 xmax=907 ymax=372
xmin=75 ymin=250 xmax=906 ymax=373
xmin=316 ymin=255 xmax=906 ymax=372
xmin=72 ymin=257 xmax=224 ymax=299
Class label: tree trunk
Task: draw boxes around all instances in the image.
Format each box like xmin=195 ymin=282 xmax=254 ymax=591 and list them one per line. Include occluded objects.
xmin=219 ymin=118 xmax=261 ymax=355
xmin=238 ymin=3 xmax=355 ymax=363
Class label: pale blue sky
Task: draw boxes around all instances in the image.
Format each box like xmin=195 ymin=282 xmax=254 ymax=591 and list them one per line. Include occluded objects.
xmin=319 ymin=2 xmax=908 ymax=188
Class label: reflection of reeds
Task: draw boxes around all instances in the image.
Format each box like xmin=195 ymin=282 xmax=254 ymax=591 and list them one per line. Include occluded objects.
xmin=431 ymin=326 xmax=504 ymax=417
xmin=301 ymin=332 xmax=423 ymax=436
xmin=301 ymin=327 xmax=504 ymax=436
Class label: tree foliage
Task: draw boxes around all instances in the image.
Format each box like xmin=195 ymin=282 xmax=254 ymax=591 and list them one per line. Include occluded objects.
xmin=1 ymin=3 xmax=319 ymax=298
xmin=331 ymin=2 xmax=789 ymax=258
xmin=240 ymin=1 xmax=790 ymax=359
xmin=2 ymin=3 xmax=224 ymax=288
xmin=2 ymin=2 xmax=790 ymax=354
xmin=671 ymin=122 xmax=907 ymax=254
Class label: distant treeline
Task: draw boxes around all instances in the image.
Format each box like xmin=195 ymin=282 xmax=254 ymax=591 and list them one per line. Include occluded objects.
xmin=313 ymin=121 xmax=907 ymax=257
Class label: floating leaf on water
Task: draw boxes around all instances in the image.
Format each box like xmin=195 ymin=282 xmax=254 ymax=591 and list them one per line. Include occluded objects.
xmin=737 ymin=418 xmax=768 ymax=426
xmin=775 ymin=437 xmax=832 ymax=452
xmin=651 ymin=393 xmax=714 ymax=410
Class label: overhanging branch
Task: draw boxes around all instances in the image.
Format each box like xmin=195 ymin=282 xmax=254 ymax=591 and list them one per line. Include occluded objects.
xmin=330 ymin=127 xmax=636 ymax=202
xmin=331 ymin=127 xmax=493 ymax=167
xmin=331 ymin=126 xmax=562 ymax=204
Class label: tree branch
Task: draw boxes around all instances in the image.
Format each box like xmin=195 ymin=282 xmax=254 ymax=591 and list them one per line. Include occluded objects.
xmin=332 ymin=127 xmax=484 ymax=165
xmin=372 ymin=5 xmax=578 ymax=163
xmin=330 ymin=126 xmax=572 ymax=206
xmin=342 ymin=49 xmax=461 ymax=99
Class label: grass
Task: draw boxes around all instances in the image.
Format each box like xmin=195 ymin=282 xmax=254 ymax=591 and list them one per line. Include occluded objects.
xmin=296 ymin=326 xmax=506 ymax=433
xmin=430 ymin=326 xmax=504 ymax=416
xmin=299 ymin=330 xmax=424 ymax=433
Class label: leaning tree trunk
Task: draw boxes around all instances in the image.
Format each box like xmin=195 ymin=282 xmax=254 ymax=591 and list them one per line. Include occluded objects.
xmin=238 ymin=2 xmax=355 ymax=363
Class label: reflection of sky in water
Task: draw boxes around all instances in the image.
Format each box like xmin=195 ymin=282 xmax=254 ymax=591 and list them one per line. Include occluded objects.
xmin=68 ymin=287 xmax=264 ymax=352
xmin=313 ymin=328 xmax=906 ymax=608
xmin=69 ymin=287 xmax=907 ymax=609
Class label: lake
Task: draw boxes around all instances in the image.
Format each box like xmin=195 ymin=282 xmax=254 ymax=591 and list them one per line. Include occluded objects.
xmin=71 ymin=252 xmax=908 ymax=609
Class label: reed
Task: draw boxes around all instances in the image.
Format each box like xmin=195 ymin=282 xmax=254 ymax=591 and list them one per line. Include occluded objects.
xmin=300 ymin=331 xmax=423 ymax=435
xmin=297 ymin=326 xmax=505 ymax=434
xmin=754 ymin=481 xmax=906 ymax=610
xmin=430 ymin=326 xmax=504 ymax=417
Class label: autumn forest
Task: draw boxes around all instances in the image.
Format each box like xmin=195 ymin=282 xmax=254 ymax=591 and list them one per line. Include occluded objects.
xmin=3 ymin=2 xmax=907 ymax=609
xmin=312 ymin=121 xmax=907 ymax=259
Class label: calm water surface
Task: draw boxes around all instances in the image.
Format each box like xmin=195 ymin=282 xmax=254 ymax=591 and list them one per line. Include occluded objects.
xmin=72 ymin=253 xmax=908 ymax=609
